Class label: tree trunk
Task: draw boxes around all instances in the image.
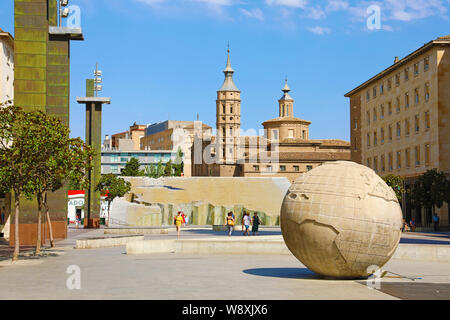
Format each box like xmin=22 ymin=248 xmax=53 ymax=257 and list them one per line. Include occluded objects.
xmin=44 ymin=192 xmax=55 ymax=248
xmin=12 ymin=192 xmax=20 ymax=262
xmin=35 ymin=193 xmax=42 ymax=255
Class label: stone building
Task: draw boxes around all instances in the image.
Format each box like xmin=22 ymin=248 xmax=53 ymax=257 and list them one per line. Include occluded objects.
xmin=109 ymin=123 xmax=146 ymax=151
xmin=192 ymin=50 xmax=351 ymax=182
xmin=0 ymin=28 xmax=14 ymax=104
xmin=140 ymin=120 xmax=212 ymax=177
xmin=345 ymin=35 xmax=450 ymax=229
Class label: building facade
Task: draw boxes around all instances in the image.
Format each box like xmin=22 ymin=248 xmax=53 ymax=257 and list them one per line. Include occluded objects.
xmin=140 ymin=120 xmax=212 ymax=177
xmin=0 ymin=28 xmax=14 ymax=104
xmin=108 ymin=123 xmax=146 ymax=151
xmin=101 ymin=148 xmax=178 ymax=175
xmin=345 ymin=35 xmax=450 ymax=229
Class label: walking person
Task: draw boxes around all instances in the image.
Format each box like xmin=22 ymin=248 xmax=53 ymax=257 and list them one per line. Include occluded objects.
xmin=226 ymin=212 xmax=235 ymax=237
xmin=243 ymin=212 xmax=251 ymax=236
xmin=185 ymin=214 xmax=189 ymax=226
xmin=409 ymin=218 xmax=416 ymax=232
xmin=181 ymin=211 xmax=186 ymax=227
xmin=433 ymin=213 xmax=440 ymax=232
xmin=251 ymin=212 xmax=261 ymax=236
xmin=75 ymin=213 xmax=81 ymax=229
xmin=175 ymin=211 xmax=184 ymax=238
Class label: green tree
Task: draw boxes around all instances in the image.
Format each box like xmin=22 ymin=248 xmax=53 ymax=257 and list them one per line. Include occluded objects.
xmin=95 ymin=174 xmax=131 ymax=226
xmin=27 ymin=111 xmax=94 ymax=253
xmin=382 ymin=174 xmax=405 ymax=203
xmin=144 ymin=165 xmax=157 ymax=178
xmin=411 ymin=169 xmax=449 ymax=219
xmin=164 ymin=159 xmax=173 ymax=176
xmin=121 ymin=157 xmax=144 ymax=177
xmin=0 ymin=104 xmax=40 ymax=261
xmin=173 ymin=148 xmax=184 ymax=177
xmin=156 ymin=159 xmax=164 ymax=178
xmin=33 ymin=135 xmax=93 ymax=252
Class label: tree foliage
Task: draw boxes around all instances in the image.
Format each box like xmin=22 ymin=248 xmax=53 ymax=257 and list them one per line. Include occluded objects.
xmin=410 ymin=169 xmax=449 ymax=213
xmin=0 ymin=103 xmax=94 ymax=259
xmin=0 ymin=104 xmax=41 ymax=261
xmin=121 ymin=157 xmax=144 ymax=177
xmin=382 ymin=174 xmax=405 ymax=203
xmin=164 ymin=159 xmax=173 ymax=176
xmin=95 ymin=174 xmax=131 ymax=226
xmin=25 ymin=112 xmax=94 ymax=252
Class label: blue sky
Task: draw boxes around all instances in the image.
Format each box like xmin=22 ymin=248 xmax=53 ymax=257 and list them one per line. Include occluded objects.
xmin=1 ymin=0 xmax=449 ymax=141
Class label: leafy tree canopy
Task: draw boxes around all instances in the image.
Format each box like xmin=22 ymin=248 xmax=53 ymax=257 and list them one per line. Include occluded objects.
xmin=382 ymin=174 xmax=404 ymax=203
xmin=121 ymin=157 xmax=144 ymax=177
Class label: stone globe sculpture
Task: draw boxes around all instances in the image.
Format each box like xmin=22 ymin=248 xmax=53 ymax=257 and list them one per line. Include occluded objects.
xmin=280 ymin=161 xmax=403 ymax=279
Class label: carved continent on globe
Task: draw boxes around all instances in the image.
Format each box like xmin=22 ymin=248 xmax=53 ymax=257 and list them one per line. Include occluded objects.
xmin=280 ymin=161 xmax=403 ymax=279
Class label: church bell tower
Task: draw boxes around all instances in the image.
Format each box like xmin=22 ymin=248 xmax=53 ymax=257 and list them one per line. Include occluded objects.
xmin=216 ymin=47 xmax=241 ymax=162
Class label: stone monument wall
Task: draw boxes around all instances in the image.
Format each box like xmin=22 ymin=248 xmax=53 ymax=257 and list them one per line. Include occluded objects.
xmin=110 ymin=177 xmax=291 ymax=227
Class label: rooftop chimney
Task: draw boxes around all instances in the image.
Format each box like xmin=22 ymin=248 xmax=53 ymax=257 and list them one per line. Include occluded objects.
xmin=394 ymin=56 xmax=399 ymax=64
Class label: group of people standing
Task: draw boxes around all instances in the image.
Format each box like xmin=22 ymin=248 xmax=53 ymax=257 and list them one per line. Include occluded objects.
xmin=226 ymin=211 xmax=261 ymax=237
xmin=402 ymin=214 xmax=441 ymax=232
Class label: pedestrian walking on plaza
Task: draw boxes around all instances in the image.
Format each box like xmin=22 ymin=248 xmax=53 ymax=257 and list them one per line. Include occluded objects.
xmin=185 ymin=214 xmax=189 ymax=226
xmin=181 ymin=211 xmax=186 ymax=227
xmin=242 ymin=212 xmax=251 ymax=236
xmin=409 ymin=218 xmax=416 ymax=232
xmin=226 ymin=212 xmax=235 ymax=237
xmin=433 ymin=214 xmax=440 ymax=232
xmin=251 ymin=212 xmax=261 ymax=236
xmin=76 ymin=213 xmax=81 ymax=229
xmin=175 ymin=211 xmax=184 ymax=238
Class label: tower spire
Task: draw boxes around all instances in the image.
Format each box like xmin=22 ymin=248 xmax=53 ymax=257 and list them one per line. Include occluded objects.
xmin=219 ymin=44 xmax=239 ymax=92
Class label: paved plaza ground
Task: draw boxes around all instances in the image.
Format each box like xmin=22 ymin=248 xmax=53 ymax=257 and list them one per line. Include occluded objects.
xmin=0 ymin=227 xmax=449 ymax=300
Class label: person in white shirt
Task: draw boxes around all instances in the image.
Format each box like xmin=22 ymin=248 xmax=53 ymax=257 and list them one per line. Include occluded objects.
xmin=242 ymin=212 xmax=251 ymax=236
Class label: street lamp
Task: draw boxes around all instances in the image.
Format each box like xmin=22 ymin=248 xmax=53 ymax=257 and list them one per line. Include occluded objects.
xmin=94 ymin=63 xmax=103 ymax=97
xmin=59 ymin=0 xmax=70 ymax=26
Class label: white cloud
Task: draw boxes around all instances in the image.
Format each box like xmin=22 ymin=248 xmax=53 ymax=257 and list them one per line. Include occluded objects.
xmin=135 ymin=0 xmax=167 ymax=5
xmin=326 ymin=0 xmax=349 ymax=12
xmin=306 ymin=26 xmax=331 ymax=35
xmin=385 ymin=0 xmax=448 ymax=21
xmin=307 ymin=6 xmax=326 ymax=19
xmin=265 ymin=0 xmax=308 ymax=9
xmin=191 ymin=0 xmax=233 ymax=5
xmin=239 ymin=8 xmax=265 ymax=20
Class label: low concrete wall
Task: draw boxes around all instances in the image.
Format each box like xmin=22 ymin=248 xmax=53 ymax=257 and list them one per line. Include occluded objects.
xmin=177 ymin=239 xmax=290 ymax=255
xmin=126 ymin=237 xmax=290 ymax=255
xmin=392 ymin=244 xmax=450 ymax=262
xmin=126 ymin=239 xmax=176 ymax=255
xmin=76 ymin=235 xmax=144 ymax=249
xmin=104 ymin=228 xmax=169 ymax=235
xmin=127 ymin=238 xmax=450 ymax=263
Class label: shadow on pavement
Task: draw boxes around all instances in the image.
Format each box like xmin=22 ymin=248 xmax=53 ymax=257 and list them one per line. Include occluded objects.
xmin=400 ymin=238 xmax=450 ymax=245
xmin=182 ymin=229 xmax=282 ymax=237
xmin=356 ymin=281 xmax=450 ymax=300
xmin=243 ymin=267 xmax=318 ymax=279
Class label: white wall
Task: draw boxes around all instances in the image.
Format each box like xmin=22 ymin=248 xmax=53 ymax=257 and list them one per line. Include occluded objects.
xmin=0 ymin=37 xmax=14 ymax=104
